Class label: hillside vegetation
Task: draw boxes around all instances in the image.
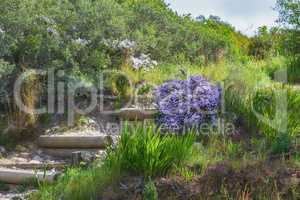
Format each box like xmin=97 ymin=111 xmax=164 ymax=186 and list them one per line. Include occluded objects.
xmin=1 ymin=0 xmax=300 ymax=199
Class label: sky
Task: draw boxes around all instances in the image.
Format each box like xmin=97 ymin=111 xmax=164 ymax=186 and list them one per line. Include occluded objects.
xmin=165 ymin=0 xmax=279 ymax=36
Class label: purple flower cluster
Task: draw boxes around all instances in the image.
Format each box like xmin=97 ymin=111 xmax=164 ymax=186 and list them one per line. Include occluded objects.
xmin=155 ymin=76 xmax=221 ymax=132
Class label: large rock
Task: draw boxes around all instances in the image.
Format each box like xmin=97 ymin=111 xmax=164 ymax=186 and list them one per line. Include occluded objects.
xmin=0 ymin=146 xmax=7 ymax=157
xmin=0 ymin=168 xmax=58 ymax=184
xmin=38 ymin=135 xmax=112 ymax=149
xmin=41 ymin=148 xmax=104 ymax=159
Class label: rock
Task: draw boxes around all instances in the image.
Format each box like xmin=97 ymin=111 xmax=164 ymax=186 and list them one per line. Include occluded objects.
xmin=29 ymin=160 xmax=41 ymax=165
xmin=0 ymin=146 xmax=7 ymax=157
xmin=86 ymin=118 xmax=99 ymax=129
xmin=26 ymin=144 xmax=35 ymax=151
xmin=15 ymin=145 xmax=27 ymax=153
xmin=11 ymin=196 xmax=23 ymax=200
xmin=38 ymin=135 xmax=112 ymax=148
xmin=18 ymin=153 xmax=31 ymax=159
xmin=71 ymin=152 xmax=82 ymax=166
xmin=32 ymin=155 xmax=43 ymax=162
xmin=81 ymin=151 xmax=96 ymax=162
xmin=71 ymin=151 xmax=97 ymax=166
xmin=36 ymin=150 xmax=43 ymax=155
xmin=11 ymin=157 xmax=27 ymax=163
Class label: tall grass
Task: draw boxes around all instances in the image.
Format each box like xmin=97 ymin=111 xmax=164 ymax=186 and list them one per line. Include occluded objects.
xmin=287 ymin=57 xmax=300 ymax=83
xmin=113 ymin=124 xmax=196 ymax=177
xmin=30 ymin=164 xmax=114 ymax=200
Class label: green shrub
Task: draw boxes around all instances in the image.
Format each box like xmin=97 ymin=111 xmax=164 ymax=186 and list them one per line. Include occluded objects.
xmin=137 ymin=83 xmax=153 ymax=95
xmin=30 ymin=163 xmax=117 ymax=200
xmin=252 ymin=85 xmax=300 ymax=140
xmin=287 ymin=57 xmax=300 ymax=83
xmin=271 ymin=133 xmax=292 ymax=155
xmin=262 ymin=57 xmax=287 ymax=80
xmin=224 ymin=63 xmax=300 ymax=141
xmin=143 ymin=179 xmax=158 ymax=200
xmin=113 ymin=124 xmax=196 ymax=177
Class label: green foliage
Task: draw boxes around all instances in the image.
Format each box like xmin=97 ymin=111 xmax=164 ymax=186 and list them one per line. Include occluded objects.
xmin=276 ymin=0 xmax=300 ymax=82
xmin=287 ymin=56 xmax=300 ymax=83
xmin=143 ymin=179 xmax=158 ymax=200
xmin=0 ymin=59 xmax=14 ymax=77
xmin=0 ymin=59 xmax=15 ymax=108
xmin=262 ymin=56 xmax=287 ymax=80
xmin=137 ymin=83 xmax=153 ymax=95
xmin=74 ymin=115 xmax=89 ymax=127
xmin=249 ymin=26 xmax=274 ymax=60
xmin=271 ymin=133 xmax=292 ymax=155
xmin=277 ymin=0 xmax=300 ymax=28
xmin=31 ymin=124 xmax=195 ymax=199
xmin=114 ymin=73 xmax=131 ymax=97
xmin=30 ymin=164 xmax=117 ymax=200
xmin=0 ymin=0 xmax=250 ymax=78
xmin=114 ymin=124 xmax=196 ymax=177
xmin=0 ymin=0 xmax=127 ymax=74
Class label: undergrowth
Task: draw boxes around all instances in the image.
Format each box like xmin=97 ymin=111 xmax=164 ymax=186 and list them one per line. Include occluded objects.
xmin=30 ymin=124 xmax=195 ymax=200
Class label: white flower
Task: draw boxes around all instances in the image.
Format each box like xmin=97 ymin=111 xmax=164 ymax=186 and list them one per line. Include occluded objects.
xmin=101 ymin=39 xmax=118 ymax=48
xmin=102 ymin=39 xmax=136 ymax=50
xmin=73 ymin=38 xmax=90 ymax=46
xmin=112 ymin=40 xmax=119 ymax=49
xmin=130 ymin=54 xmax=158 ymax=70
xmin=41 ymin=16 xmax=55 ymax=24
xmin=118 ymin=39 xmax=136 ymax=49
xmin=0 ymin=27 xmax=4 ymax=34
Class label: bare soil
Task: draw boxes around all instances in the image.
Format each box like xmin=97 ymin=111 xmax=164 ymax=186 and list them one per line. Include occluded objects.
xmin=102 ymin=161 xmax=300 ymax=200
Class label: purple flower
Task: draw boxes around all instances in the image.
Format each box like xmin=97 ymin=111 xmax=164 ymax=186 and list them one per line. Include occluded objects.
xmin=155 ymin=76 xmax=221 ymax=132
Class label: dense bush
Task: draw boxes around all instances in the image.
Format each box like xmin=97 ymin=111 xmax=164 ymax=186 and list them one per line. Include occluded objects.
xmin=249 ymin=26 xmax=274 ymax=60
xmin=224 ymin=62 xmax=300 ymax=141
xmin=155 ymin=76 xmax=221 ymax=132
xmin=0 ymin=60 xmax=15 ymax=108
xmin=276 ymin=0 xmax=300 ymax=82
xmin=271 ymin=133 xmax=292 ymax=155
xmin=0 ymin=0 xmax=250 ymax=78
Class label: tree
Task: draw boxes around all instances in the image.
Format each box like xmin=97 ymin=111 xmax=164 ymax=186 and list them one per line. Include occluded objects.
xmin=276 ymin=0 xmax=300 ymax=57
xmin=248 ymin=26 xmax=273 ymax=59
xmin=276 ymin=0 xmax=300 ymax=82
xmin=277 ymin=0 xmax=300 ymax=28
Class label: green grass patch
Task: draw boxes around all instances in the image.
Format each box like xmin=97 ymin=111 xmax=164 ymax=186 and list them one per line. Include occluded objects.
xmin=111 ymin=124 xmax=196 ymax=177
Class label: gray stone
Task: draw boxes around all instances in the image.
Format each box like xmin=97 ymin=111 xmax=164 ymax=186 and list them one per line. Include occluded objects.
xmin=0 ymin=146 xmax=7 ymax=157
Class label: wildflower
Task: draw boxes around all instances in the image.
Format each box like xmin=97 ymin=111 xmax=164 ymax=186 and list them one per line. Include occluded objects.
xmin=0 ymin=27 xmax=4 ymax=34
xmin=130 ymin=54 xmax=158 ymax=70
xmin=118 ymin=39 xmax=136 ymax=49
xmin=155 ymin=76 xmax=221 ymax=132
xmin=73 ymin=38 xmax=90 ymax=46
xmin=41 ymin=16 xmax=55 ymax=24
